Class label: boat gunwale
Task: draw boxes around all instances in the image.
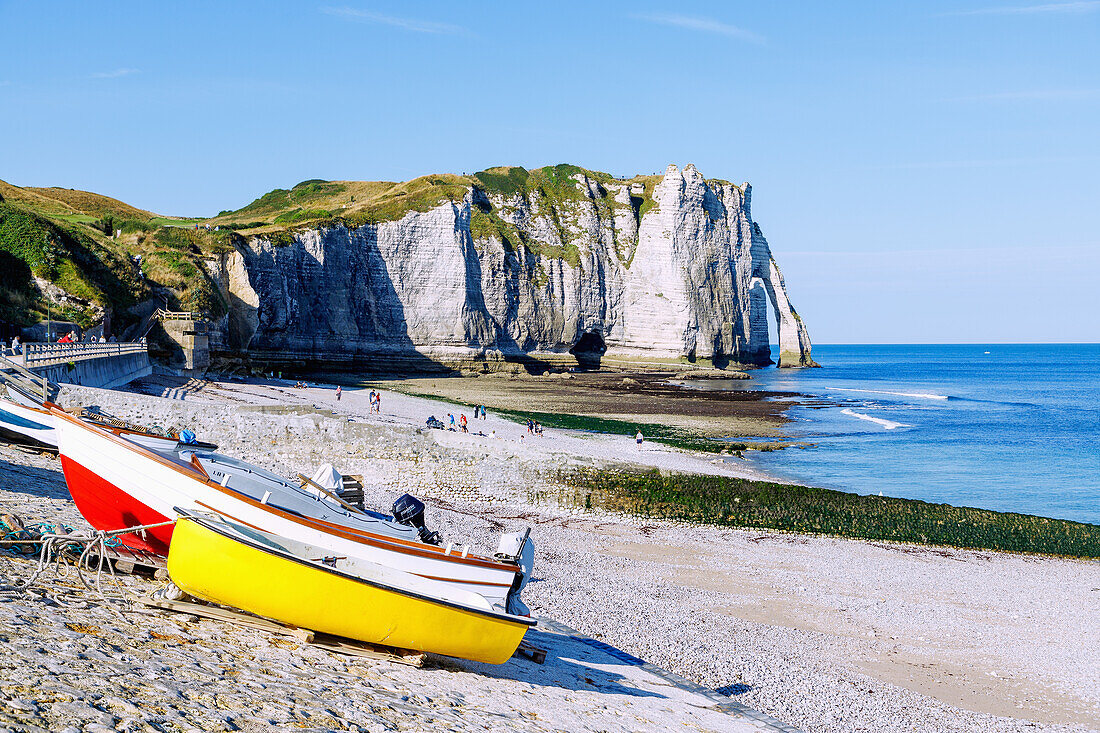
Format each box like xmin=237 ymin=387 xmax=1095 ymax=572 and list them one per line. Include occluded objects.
xmin=175 ymin=512 xmax=537 ymax=628
xmin=49 ymin=405 xmax=520 ymax=573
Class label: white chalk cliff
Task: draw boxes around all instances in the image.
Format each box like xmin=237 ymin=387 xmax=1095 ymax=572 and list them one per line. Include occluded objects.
xmin=211 ymin=164 xmax=814 ymax=369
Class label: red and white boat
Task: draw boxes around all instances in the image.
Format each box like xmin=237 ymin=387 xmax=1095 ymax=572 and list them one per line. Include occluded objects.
xmin=51 ymin=406 xmax=533 ymax=612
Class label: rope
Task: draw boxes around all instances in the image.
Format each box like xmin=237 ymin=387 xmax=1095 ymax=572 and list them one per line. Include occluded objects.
xmin=0 ymin=520 xmax=175 ymax=621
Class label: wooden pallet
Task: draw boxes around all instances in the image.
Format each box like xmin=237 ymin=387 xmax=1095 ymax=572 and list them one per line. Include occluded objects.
xmin=82 ymin=544 xmax=168 ymax=579
xmin=140 ymin=594 xmax=426 ymax=666
xmin=515 ymin=638 xmax=547 ymax=664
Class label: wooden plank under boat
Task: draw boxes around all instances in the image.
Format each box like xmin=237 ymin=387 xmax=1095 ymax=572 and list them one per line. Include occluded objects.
xmin=167 ymin=513 xmax=535 ymax=665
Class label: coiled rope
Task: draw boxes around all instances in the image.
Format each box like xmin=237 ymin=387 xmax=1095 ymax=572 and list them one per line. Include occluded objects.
xmin=0 ymin=520 xmax=175 ymax=620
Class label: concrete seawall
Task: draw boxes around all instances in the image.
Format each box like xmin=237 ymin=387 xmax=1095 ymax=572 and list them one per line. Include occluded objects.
xmin=31 ymin=350 xmax=152 ymax=390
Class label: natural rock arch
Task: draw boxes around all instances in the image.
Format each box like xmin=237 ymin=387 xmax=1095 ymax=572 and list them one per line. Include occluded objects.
xmin=569 ymin=330 xmax=606 ymax=369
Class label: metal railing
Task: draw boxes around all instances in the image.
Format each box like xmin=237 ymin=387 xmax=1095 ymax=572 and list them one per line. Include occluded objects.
xmin=0 ymin=352 xmax=54 ymax=404
xmin=155 ymin=309 xmax=194 ymax=321
xmin=23 ymin=338 xmax=148 ymax=367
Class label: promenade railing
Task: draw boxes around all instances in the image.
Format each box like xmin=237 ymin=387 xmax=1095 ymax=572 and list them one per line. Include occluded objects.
xmin=0 ymin=351 xmax=55 ymax=404
xmin=23 ymin=338 xmax=148 ymax=368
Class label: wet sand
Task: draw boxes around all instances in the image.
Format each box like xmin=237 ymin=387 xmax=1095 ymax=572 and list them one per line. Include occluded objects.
xmin=370 ymin=371 xmax=796 ymax=438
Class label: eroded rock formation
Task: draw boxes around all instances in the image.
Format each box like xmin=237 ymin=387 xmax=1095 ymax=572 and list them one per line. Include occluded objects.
xmin=208 ymin=164 xmax=815 ymax=370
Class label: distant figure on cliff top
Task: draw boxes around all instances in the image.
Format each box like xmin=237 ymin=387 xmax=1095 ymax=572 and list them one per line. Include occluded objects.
xmin=335 ymin=386 xmax=342 ymax=401
xmin=635 ymin=431 xmax=644 ymax=445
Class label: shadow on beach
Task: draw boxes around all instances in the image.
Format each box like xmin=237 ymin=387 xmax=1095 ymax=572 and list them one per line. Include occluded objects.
xmin=0 ymin=454 xmax=70 ymax=501
xmin=441 ymin=629 xmax=665 ymax=699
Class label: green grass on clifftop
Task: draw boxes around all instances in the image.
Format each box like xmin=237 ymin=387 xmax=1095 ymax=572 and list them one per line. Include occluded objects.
xmin=553 ymin=468 xmax=1100 ymax=558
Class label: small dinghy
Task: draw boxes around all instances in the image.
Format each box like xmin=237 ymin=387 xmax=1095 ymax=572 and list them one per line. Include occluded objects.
xmin=168 ymin=511 xmax=535 ymax=664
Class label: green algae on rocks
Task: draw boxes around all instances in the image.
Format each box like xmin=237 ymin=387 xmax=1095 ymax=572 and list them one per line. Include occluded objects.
xmin=555 ymin=468 xmax=1100 ymax=558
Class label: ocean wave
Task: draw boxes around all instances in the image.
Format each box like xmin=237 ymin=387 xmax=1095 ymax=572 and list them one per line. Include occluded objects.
xmin=827 ymin=387 xmax=949 ymax=401
xmin=840 ymin=408 xmax=911 ymax=430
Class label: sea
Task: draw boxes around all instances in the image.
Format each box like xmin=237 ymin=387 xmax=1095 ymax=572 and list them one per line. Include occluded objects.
xmin=698 ymin=344 xmax=1100 ymax=525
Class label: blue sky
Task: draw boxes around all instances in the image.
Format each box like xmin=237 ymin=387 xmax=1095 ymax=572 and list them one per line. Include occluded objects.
xmin=1 ymin=1 xmax=1097 ymax=343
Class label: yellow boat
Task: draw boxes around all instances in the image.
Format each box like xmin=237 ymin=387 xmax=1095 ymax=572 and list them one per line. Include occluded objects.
xmin=167 ymin=512 xmax=535 ymax=664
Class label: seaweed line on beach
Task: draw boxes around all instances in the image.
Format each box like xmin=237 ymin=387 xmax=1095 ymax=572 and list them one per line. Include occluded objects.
xmin=551 ymin=467 xmax=1100 ymax=559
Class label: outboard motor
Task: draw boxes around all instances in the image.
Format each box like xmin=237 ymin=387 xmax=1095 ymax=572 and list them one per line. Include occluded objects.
xmin=392 ymin=493 xmax=442 ymax=545
xmin=496 ymin=528 xmax=535 ymax=616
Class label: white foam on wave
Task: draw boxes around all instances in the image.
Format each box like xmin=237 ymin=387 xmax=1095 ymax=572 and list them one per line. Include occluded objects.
xmin=840 ymin=408 xmax=911 ymax=430
xmin=827 ymin=387 xmax=948 ymax=401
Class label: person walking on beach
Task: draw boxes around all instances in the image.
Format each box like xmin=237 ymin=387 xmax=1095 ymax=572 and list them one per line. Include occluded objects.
xmin=374 ymin=392 xmax=381 ymax=413
xmin=335 ymin=386 xmax=342 ymax=401
xmin=526 ymin=418 xmax=533 ymax=434
xmin=448 ymin=413 xmax=456 ymax=429
xmin=635 ymin=430 xmax=644 ymax=445
xmin=481 ymin=405 xmax=487 ymax=420
xmin=369 ymin=390 xmax=376 ymax=409
xmin=459 ymin=414 xmax=468 ymax=433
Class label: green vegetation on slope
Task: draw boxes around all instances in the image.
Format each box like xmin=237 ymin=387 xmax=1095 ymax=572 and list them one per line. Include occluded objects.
xmin=131 ymin=226 xmax=234 ymax=316
xmin=470 ymin=164 xmax=647 ymax=266
xmin=0 ymin=178 xmax=236 ymax=326
xmin=555 ymin=468 xmax=1100 ymax=558
xmin=211 ymin=175 xmax=472 ymax=233
xmin=0 ymin=202 xmax=144 ymax=325
xmin=227 ymin=179 xmax=348 ymax=220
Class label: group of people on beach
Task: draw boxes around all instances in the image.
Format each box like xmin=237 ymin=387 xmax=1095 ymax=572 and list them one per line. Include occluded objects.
xmin=367 ymin=390 xmax=382 ymax=413
xmin=447 ymin=406 xmax=486 ymax=433
xmin=525 ymin=419 xmax=544 ymax=437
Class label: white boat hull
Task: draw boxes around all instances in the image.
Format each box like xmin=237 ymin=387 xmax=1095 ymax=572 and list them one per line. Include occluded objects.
xmin=53 ymin=409 xmax=521 ymax=608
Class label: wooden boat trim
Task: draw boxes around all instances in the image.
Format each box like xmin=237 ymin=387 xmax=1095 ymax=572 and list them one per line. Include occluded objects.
xmin=193 ymin=500 xmax=509 ymax=587
xmin=179 ymin=513 xmax=536 ymax=627
xmin=49 ymin=405 xmax=518 ymax=574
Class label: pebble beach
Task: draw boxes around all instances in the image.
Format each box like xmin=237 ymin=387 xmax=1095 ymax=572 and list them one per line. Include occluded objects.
xmin=1 ymin=376 xmax=1097 ymax=733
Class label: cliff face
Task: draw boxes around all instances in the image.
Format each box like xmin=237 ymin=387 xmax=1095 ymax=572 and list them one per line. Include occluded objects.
xmin=212 ymin=164 xmax=814 ymax=369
